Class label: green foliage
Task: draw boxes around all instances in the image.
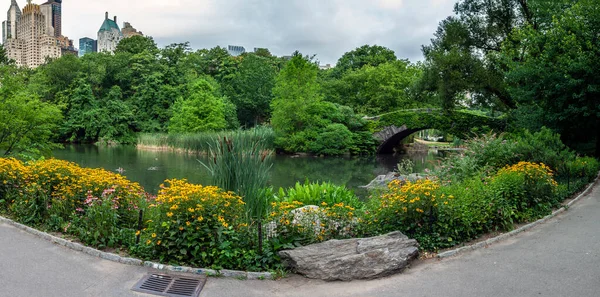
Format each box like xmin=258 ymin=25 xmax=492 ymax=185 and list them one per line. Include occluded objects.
xmin=168 ymin=77 xmax=228 ymax=133
xmin=0 ymin=158 xmax=147 ymax=249
xmin=308 ymin=124 xmax=354 ymax=156
xmin=115 ymin=36 xmax=159 ymax=55
xmin=502 ymin=0 xmax=600 ymax=156
xmin=201 ymin=129 xmax=274 ymax=222
xmin=271 ymin=54 xmax=376 ymax=155
xmin=0 ymin=66 xmax=62 ymax=157
xmin=139 ymin=179 xmax=271 ymax=270
xmin=222 ymin=54 xmax=277 ymax=127
xmin=490 ymin=162 xmax=558 ymax=222
xmin=332 ymin=44 xmax=397 ymax=77
xmin=324 ymin=60 xmax=425 ymax=115
xmin=373 ymin=109 xmax=506 ymax=140
xmin=275 ymin=180 xmax=363 ymax=210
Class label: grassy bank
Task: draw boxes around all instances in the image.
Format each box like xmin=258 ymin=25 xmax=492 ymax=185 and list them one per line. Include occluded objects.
xmin=137 ymin=126 xmax=275 ymax=154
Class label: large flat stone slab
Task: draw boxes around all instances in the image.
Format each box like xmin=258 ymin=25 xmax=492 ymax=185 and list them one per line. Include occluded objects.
xmin=278 ymin=231 xmax=419 ymax=281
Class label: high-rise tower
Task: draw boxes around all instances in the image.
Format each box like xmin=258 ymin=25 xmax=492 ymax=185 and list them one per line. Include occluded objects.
xmin=5 ymin=1 xmax=61 ymax=68
xmin=97 ymin=12 xmax=123 ymax=53
xmin=40 ymin=0 xmax=61 ymax=37
xmin=2 ymin=0 xmax=22 ymax=43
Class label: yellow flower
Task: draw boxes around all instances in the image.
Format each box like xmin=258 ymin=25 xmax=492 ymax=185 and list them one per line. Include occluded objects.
xmin=157 ymin=240 xmax=161 ymax=245
xmin=186 ymin=221 xmax=191 ymax=226
xmin=135 ymin=230 xmax=141 ymax=236
xmin=151 ymin=233 xmax=157 ymax=238
xmin=146 ymin=240 xmax=151 ymax=245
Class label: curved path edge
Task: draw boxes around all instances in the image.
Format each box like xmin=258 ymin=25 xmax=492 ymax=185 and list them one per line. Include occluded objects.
xmin=1 ymin=175 xmax=597 ymax=281
xmin=0 ymin=215 xmax=272 ymax=280
xmin=437 ymin=174 xmax=600 ymax=258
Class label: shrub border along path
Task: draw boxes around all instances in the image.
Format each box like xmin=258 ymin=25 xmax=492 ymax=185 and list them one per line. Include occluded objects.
xmin=438 ymin=173 xmax=600 ymax=258
xmin=0 ymin=215 xmax=272 ymax=280
xmin=0 ymin=174 xmax=597 ymax=280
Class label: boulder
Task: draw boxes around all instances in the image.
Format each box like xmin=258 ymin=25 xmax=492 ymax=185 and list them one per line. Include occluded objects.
xmin=278 ymin=231 xmax=419 ymax=281
xmin=360 ymin=172 xmax=425 ymax=190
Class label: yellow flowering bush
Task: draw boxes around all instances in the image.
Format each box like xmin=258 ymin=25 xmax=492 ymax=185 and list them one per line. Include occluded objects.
xmin=141 ymin=179 xmax=255 ymax=269
xmin=268 ymin=200 xmax=358 ymax=245
xmin=366 ymin=179 xmax=446 ymax=237
xmin=0 ymin=158 xmax=30 ymax=210
xmin=0 ymin=158 xmax=147 ymax=247
xmin=490 ymin=162 xmax=558 ymax=221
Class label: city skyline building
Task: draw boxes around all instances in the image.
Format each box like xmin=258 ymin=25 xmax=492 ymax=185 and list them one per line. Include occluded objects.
xmin=97 ymin=12 xmax=122 ymax=53
xmin=78 ymin=37 xmax=97 ymax=57
xmin=41 ymin=0 xmax=61 ymax=37
xmin=227 ymin=45 xmax=245 ymax=56
xmin=2 ymin=0 xmax=22 ymax=43
xmin=5 ymin=1 xmax=61 ymax=68
xmin=122 ymin=22 xmax=142 ymax=38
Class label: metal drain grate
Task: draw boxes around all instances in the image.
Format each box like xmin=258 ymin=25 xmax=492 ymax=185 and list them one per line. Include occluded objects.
xmin=132 ymin=273 xmax=206 ymax=297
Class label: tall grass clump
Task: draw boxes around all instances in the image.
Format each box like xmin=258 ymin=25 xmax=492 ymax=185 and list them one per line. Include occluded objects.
xmin=201 ymin=129 xmax=273 ymax=256
xmin=137 ymin=126 xmax=275 ymax=154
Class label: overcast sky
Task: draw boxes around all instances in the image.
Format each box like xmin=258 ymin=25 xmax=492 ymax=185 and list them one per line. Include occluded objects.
xmin=8 ymin=0 xmax=456 ymax=65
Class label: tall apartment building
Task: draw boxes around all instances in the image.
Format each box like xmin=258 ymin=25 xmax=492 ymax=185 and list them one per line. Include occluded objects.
xmin=122 ymin=22 xmax=143 ymax=38
xmin=227 ymin=45 xmax=246 ymax=56
xmin=98 ymin=12 xmax=123 ymax=53
xmin=79 ymin=37 xmax=97 ymax=57
xmin=2 ymin=0 xmax=21 ymax=43
xmin=4 ymin=1 xmax=61 ymax=68
xmin=41 ymin=0 xmax=61 ymax=37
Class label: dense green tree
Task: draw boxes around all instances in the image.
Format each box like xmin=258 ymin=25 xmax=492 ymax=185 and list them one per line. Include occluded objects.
xmin=271 ymin=53 xmax=323 ymax=150
xmin=503 ymin=0 xmax=600 ymax=155
xmin=421 ymin=0 xmax=573 ymax=111
xmin=253 ymin=48 xmax=272 ymax=57
xmin=222 ymin=54 xmax=277 ymax=126
xmin=115 ymin=36 xmax=159 ymax=55
xmin=332 ymin=45 xmax=397 ymax=77
xmin=0 ymin=66 xmax=62 ymax=157
xmin=168 ymin=77 xmax=228 ymax=133
xmin=324 ymin=60 xmax=424 ymax=115
xmin=271 ymin=53 xmax=376 ymax=155
xmin=98 ymin=86 xmax=137 ymax=143
xmin=29 ymin=54 xmax=82 ymax=104
xmin=60 ymin=79 xmax=102 ymax=142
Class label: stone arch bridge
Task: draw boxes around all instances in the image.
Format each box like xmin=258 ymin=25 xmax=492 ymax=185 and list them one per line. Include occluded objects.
xmin=368 ymin=109 xmax=506 ymax=154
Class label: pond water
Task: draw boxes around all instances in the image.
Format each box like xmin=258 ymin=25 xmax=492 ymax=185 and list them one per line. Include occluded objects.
xmin=52 ymin=145 xmax=443 ymax=195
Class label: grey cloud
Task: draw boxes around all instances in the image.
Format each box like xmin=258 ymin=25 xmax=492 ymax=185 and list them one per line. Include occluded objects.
xmin=57 ymin=0 xmax=456 ymax=64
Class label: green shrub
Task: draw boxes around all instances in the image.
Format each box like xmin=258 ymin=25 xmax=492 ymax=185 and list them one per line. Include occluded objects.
xmin=140 ymin=179 xmax=269 ymax=270
xmin=490 ymin=162 xmax=558 ymax=222
xmin=275 ymin=181 xmax=363 ymax=210
xmin=362 ymin=179 xmax=450 ymax=250
xmin=436 ymin=178 xmax=508 ymax=242
xmin=308 ymin=124 xmax=354 ymax=155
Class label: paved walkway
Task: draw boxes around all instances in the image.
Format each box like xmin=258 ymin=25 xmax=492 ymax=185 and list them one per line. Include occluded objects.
xmin=1 ymin=181 xmax=599 ymax=297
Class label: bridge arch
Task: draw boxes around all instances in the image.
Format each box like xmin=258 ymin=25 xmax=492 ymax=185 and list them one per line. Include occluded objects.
xmin=375 ymin=126 xmax=429 ymax=154
xmin=369 ymin=109 xmax=506 ymax=155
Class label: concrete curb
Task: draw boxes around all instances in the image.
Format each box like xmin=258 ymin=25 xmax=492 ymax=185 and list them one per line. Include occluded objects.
xmin=437 ymin=174 xmax=599 ymax=259
xmin=0 ymin=216 xmax=273 ymax=280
